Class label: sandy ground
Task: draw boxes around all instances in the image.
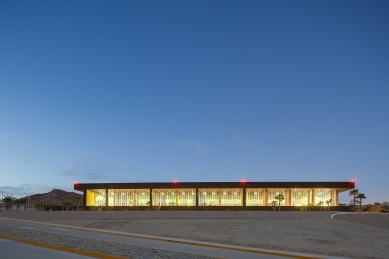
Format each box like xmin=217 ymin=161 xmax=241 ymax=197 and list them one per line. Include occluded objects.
xmin=334 ymin=213 xmax=389 ymax=229
xmin=1 ymin=211 xmax=388 ymax=259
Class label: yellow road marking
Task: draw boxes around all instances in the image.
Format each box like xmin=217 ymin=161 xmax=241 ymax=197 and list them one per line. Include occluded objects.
xmin=0 ymin=233 xmax=127 ymax=259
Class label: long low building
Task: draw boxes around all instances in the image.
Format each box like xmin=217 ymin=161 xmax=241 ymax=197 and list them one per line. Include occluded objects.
xmin=74 ymin=181 xmax=354 ymax=209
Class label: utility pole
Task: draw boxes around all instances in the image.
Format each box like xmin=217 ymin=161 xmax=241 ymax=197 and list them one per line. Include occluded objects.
xmin=0 ymin=190 xmax=3 ymax=211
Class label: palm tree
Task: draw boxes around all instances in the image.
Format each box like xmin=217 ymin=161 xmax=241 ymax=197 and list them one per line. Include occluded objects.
xmin=74 ymin=196 xmax=82 ymax=211
xmin=62 ymin=201 xmax=72 ymax=211
xmin=16 ymin=198 xmax=27 ymax=208
xmin=356 ymin=193 xmax=366 ymax=212
xmin=316 ymin=201 xmax=324 ymax=211
xmin=349 ymin=189 xmax=359 ymax=209
xmin=325 ymin=199 xmax=332 ymax=211
xmin=1 ymin=195 xmax=15 ymax=209
xmin=274 ymin=193 xmax=285 ymax=211
xmin=33 ymin=202 xmax=42 ymax=211
xmin=47 ymin=203 xmax=54 ymax=211
xmin=270 ymin=200 xmax=278 ymax=211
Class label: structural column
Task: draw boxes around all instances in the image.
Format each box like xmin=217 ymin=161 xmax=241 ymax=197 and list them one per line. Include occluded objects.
xmin=243 ymin=188 xmax=246 ymax=206
xmin=105 ymin=189 xmax=108 ymax=206
xmin=195 ymin=188 xmax=199 ymax=206
xmin=311 ymin=189 xmax=315 ymax=205
xmin=83 ymin=189 xmax=87 ymax=207
xmin=287 ymin=189 xmax=291 ymax=206
xmin=264 ymin=190 xmax=268 ymax=206
xmin=149 ymin=189 xmax=153 ymax=207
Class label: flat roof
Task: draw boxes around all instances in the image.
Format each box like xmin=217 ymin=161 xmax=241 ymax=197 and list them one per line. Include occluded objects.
xmin=74 ymin=182 xmax=354 ymax=192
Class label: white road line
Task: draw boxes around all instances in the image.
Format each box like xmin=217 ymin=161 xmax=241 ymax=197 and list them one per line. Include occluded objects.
xmin=330 ymin=212 xmax=358 ymax=219
xmin=330 ymin=212 xmax=388 ymax=219
xmin=19 ymin=227 xmax=35 ymax=230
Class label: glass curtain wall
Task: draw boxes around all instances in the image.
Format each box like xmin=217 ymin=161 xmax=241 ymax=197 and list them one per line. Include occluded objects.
xmin=85 ymin=188 xmax=337 ymax=207
xmin=108 ymin=189 xmax=150 ymax=206
xmin=291 ymin=189 xmax=309 ymax=206
xmin=176 ymin=189 xmax=196 ymax=206
xmin=314 ymin=190 xmax=333 ymax=205
xmin=152 ymin=189 xmax=195 ymax=206
xmin=86 ymin=189 xmax=106 ymax=206
xmin=221 ymin=189 xmax=242 ymax=206
xmin=199 ymin=189 xmax=219 ymax=206
xmin=136 ymin=190 xmax=151 ymax=205
xmin=199 ymin=189 xmax=243 ymax=206
xmin=246 ymin=189 xmax=265 ymax=206
xmin=267 ymin=190 xmax=287 ymax=206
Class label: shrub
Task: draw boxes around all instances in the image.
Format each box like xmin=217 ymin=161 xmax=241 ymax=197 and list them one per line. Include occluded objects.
xmin=89 ymin=206 xmax=102 ymax=211
xmin=362 ymin=206 xmax=372 ymax=212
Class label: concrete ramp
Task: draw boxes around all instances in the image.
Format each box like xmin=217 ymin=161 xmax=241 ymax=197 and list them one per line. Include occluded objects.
xmin=333 ymin=213 xmax=389 ymax=229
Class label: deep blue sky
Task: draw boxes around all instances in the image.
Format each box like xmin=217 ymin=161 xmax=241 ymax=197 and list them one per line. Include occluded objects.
xmin=1 ymin=1 xmax=388 ymax=203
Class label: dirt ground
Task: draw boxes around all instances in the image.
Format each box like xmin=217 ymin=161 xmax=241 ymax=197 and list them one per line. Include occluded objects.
xmin=1 ymin=211 xmax=388 ymax=259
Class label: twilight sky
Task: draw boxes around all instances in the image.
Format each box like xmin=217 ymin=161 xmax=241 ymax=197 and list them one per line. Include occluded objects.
xmin=0 ymin=1 xmax=388 ymax=204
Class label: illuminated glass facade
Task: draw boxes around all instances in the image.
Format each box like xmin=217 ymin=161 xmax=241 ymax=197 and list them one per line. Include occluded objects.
xmin=314 ymin=189 xmax=333 ymax=205
xmin=152 ymin=189 xmax=196 ymax=206
xmin=199 ymin=189 xmax=242 ymax=206
xmin=86 ymin=189 xmax=106 ymax=206
xmin=108 ymin=189 xmax=150 ymax=206
xmin=268 ymin=189 xmax=287 ymax=206
xmin=76 ymin=182 xmax=353 ymax=208
xmin=291 ymin=189 xmax=310 ymax=206
xmin=246 ymin=189 xmax=265 ymax=206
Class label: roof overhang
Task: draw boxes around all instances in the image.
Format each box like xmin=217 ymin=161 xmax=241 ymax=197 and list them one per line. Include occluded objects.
xmin=74 ymin=181 xmax=355 ymax=192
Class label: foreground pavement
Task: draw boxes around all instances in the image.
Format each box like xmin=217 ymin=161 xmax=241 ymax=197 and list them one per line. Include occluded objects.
xmin=0 ymin=237 xmax=96 ymax=259
xmin=0 ymin=217 xmax=346 ymax=259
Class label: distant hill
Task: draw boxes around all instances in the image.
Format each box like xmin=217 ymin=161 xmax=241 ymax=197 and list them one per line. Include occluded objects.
xmin=25 ymin=189 xmax=83 ymax=206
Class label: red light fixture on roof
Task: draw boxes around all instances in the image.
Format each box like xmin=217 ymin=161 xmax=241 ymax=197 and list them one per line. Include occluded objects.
xmin=241 ymin=179 xmax=246 ymax=184
xmin=173 ymin=180 xmax=178 ymax=184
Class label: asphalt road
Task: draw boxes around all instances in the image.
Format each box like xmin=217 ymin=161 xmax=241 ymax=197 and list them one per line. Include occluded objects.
xmin=0 ymin=237 xmax=95 ymax=259
xmin=0 ymin=218 xmax=345 ymax=259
